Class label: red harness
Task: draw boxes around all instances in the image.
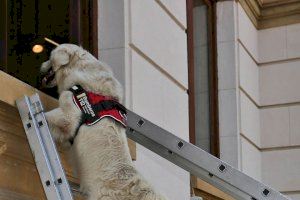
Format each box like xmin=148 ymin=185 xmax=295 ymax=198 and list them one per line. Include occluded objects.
xmin=68 ymin=85 xmax=127 ymax=144
xmin=70 ymin=85 xmax=127 ymax=127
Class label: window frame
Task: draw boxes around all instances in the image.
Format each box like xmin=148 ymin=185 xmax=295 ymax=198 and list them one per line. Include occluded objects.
xmin=186 ymin=0 xmax=219 ymax=157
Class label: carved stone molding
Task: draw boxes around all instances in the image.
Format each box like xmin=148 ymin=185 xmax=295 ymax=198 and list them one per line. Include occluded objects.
xmin=238 ymin=0 xmax=300 ymax=29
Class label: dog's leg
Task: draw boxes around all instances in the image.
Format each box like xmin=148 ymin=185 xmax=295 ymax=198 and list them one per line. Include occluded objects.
xmin=45 ymin=91 xmax=81 ymax=142
xmin=45 ymin=108 xmax=73 ymax=142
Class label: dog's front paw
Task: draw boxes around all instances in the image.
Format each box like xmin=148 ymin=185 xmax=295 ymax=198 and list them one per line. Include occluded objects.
xmin=45 ymin=109 xmax=72 ymax=141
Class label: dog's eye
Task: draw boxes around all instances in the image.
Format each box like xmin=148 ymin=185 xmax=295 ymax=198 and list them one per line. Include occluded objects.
xmin=54 ymin=65 xmax=66 ymax=72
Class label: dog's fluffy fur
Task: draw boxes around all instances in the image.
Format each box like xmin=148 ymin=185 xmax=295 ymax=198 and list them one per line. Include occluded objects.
xmin=41 ymin=44 xmax=166 ymax=200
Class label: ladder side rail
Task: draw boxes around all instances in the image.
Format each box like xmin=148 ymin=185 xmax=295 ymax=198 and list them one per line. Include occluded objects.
xmin=17 ymin=94 xmax=73 ymax=200
xmin=17 ymin=96 xmax=63 ymax=200
xmin=30 ymin=95 xmax=74 ymax=200
xmin=125 ymin=110 xmax=290 ymax=200
xmin=126 ymin=129 xmax=248 ymax=200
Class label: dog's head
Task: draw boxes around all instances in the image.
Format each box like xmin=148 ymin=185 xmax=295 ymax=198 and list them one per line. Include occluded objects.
xmin=41 ymin=44 xmax=88 ymax=88
xmin=40 ymin=44 xmax=122 ymax=100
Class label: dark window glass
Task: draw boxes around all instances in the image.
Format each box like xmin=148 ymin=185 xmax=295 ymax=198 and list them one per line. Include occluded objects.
xmin=7 ymin=0 xmax=70 ymax=97
xmin=1 ymin=0 xmax=97 ymax=98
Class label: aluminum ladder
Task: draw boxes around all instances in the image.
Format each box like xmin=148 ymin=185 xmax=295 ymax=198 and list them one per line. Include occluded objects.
xmin=16 ymin=94 xmax=291 ymax=200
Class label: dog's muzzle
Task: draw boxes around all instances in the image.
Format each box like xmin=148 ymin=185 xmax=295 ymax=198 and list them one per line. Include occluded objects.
xmin=41 ymin=67 xmax=56 ymax=88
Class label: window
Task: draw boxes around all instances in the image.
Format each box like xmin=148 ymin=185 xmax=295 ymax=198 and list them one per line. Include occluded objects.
xmin=187 ymin=0 xmax=219 ymax=157
xmin=0 ymin=0 xmax=98 ymax=97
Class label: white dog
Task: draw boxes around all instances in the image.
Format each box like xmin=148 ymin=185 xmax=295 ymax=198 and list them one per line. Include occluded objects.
xmin=41 ymin=44 xmax=166 ymax=200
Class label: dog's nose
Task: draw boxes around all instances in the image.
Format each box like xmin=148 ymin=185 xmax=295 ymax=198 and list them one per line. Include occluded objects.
xmin=40 ymin=60 xmax=52 ymax=75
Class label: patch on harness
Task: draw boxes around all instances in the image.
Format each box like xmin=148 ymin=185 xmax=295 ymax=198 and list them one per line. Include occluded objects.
xmin=76 ymin=92 xmax=96 ymax=117
xmin=70 ymin=85 xmax=127 ymax=127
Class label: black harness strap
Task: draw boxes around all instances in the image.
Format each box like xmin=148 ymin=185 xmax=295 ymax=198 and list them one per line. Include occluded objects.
xmin=69 ymin=114 xmax=84 ymax=145
xmin=92 ymin=100 xmax=127 ymax=115
xmin=68 ymin=85 xmax=85 ymax=145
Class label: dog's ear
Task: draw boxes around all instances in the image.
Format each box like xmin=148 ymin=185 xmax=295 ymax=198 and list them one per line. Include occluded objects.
xmin=50 ymin=48 xmax=70 ymax=69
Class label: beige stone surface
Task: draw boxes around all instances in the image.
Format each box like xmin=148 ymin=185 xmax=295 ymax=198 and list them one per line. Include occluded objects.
xmin=99 ymin=48 xmax=126 ymax=88
xmin=262 ymin=148 xmax=300 ymax=191
xmin=287 ymin=23 xmax=300 ymax=59
xmin=239 ymin=43 xmax=260 ymax=103
xmin=158 ymin=0 xmax=187 ymax=28
xmin=217 ymin=1 xmax=237 ymax=43
xmin=289 ymin=105 xmax=300 ymax=146
xmin=241 ymin=137 xmax=261 ymax=181
xmin=219 ymin=89 xmax=238 ymax=137
xmin=98 ymin=0 xmax=125 ymax=50
xmin=131 ymin=51 xmax=190 ymax=200
xmin=237 ymin=3 xmax=259 ymax=61
xmin=218 ymin=41 xmax=238 ymax=90
xmin=258 ymin=26 xmax=287 ymax=62
xmin=259 ymin=59 xmax=300 ymax=105
xmin=130 ymin=0 xmax=188 ymax=87
xmin=260 ymin=107 xmax=290 ymax=148
xmin=240 ymin=92 xmax=261 ymax=147
xmin=286 ymin=193 xmax=300 ymax=200
xmin=220 ymin=136 xmax=240 ymax=168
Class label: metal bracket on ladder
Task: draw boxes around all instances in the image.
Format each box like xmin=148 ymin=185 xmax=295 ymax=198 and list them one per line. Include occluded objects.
xmin=17 ymin=94 xmax=73 ymax=200
xmin=16 ymin=94 xmax=290 ymax=200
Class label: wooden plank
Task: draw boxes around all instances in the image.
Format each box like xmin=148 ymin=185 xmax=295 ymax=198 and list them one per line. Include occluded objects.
xmin=194 ymin=188 xmax=224 ymax=200
xmin=0 ymin=154 xmax=46 ymax=199
xmin=0 ymin=71 xmax=57 ymax=111
xmin=0 ymin=102 xmax=86 ymax=199
xmin=0 ymin=102 xmax=78 ymax=180
xmin=128 ymin=138 xmax=136 ymax=161
xmin=0 ymin=155 xmax=84 ymax=200
xmin=0 ymin=187 xmax=40 ymax=200
xmin=192 ymin=176 xmax=235 ymax=200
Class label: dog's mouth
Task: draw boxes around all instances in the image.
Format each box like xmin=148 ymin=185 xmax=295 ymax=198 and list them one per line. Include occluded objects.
xmin=41 ymin=68 xmax=57 ymax=88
